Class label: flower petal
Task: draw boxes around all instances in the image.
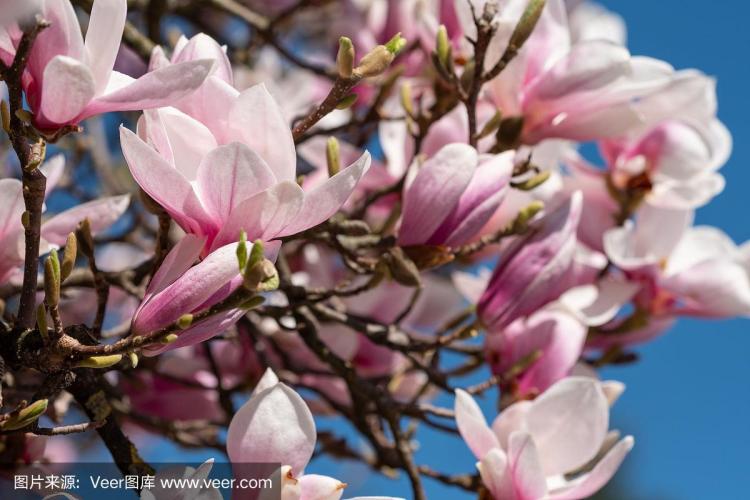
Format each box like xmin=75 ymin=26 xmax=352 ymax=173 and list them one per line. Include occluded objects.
xmin=454 ymin=389 xmax=500 ymax=460
xmin=41 ymin=194 xmax=130 ymax=247
xmin=299 ymin=474 xmax=346 ymax=500
xmin=227 ymin=383 xmax=316 ymax=476
xmin=84 ymin=0 xmax=127 ymax=93
xmin=508 ymin=431 xmax=547 ymax=500
xmin=40 ymin=55 xmax=96 ymax=125
xmin=279 ymin=152 xmax=371 ymax=237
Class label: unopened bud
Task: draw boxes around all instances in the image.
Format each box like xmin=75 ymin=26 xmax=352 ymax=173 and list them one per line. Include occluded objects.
xmin=44 ymin=250 xmax=61 ymax=307
xmin=236 ymin=230 xmax=248 ymax=272
xmin=21 ymin=211 xmax=30 ymax=229
xmin=1 ymin=400 xmax=48 ymax=431
xmin=512 ymin=200 xmax=545 ymax=232
xmin=1 ymin=100 xmax=9 ymax=133
xmin=337 ymin=36 xmax=355 ymax=79
xmin=400 ymin=82 xmax=414 ymax=117
xmin=177 ymin=313 xmax=194 ymax=330
xmin=128 ymin=352 xmax=139 ymax=369
xmin=382 ymin=247 xmax=421 ymax=287
xmin=335 ymin=93 xmax=358 ymax=110
xmin=161 ymin=333 xmax=179 ymax=344
xmin=326 ymin=137 xmax=340 ymax=177
xmin=355 ymin=33 xmax=406 ymax=79
xmin=512 ymin=170 xmax=551 ymax=191
xmin=248 ymin=240 xmax=264 ymax=269
xmin=75 ymin=219 xmax=95 ymax=258
xmin=244 ymin=260 xmax=279 ymax=292
xmin=435 ymin=25 xmax=452 ymax=69
xmin=74 ymin=354 xmax=123 ymax=369
xmin=509 ymin=0 xmax=546 ymax=50
xmin=14 ymin=109 xmax=33 ymax=124
xmin=61 ymin=232 xmax=77 ymax=281
xmin=478 ymin=110 xmax=503 ymax=140
xmin=36 ymin=304 xmax=48 ymax=342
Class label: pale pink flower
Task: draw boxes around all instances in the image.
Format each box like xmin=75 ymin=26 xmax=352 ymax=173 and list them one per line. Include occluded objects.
xmin=0 ymin=0 xmax=213 ymax=129
xmin=604 ymin=206 xmax=750 ymax=318
xmin=455 ymin=377 xmax=633 ymax=500
xmin=120 ymin=85 xmax=371 ymax=255
xmin=476 ymin=0 xmax=716 ymax=144
xmin=131 ymin=234 xmax=272 ymax=356
xmin=476 ymin=192 xmax=583 ymax=331
xmin=0 ymin=156 xmax=129 ymax=284
xmin=398 ymin=143 xmax=514 ymax=247
xmin=227 ymin=369 xmax=403 ymax=500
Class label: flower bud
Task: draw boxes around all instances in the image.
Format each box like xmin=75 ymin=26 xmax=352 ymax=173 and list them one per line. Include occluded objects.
xmin=382 ymin=247 xmax=421 ymax=287
xmin=478 ymin=110 xmax=503 ymax=140
xmin=337 ymin=36 xmax=355 ymax=79
xmin=161 ymin=333 xmax=179 ymax=344
xmin=177 ymin=314 xmax=194 ymax=330
xmin=44 ymin=250 xmax=61 ymax=307
xmin=513 ymin=170 xmax=551 ymax=191
xmin=128 ymin=352 xmax=139 ymax=369
xmin=511 ymin=200 xmax=545 ymax=232
xmin=1 ymin=399 xmax=49 ymax=431
xmin=61 ymin=232 xmax=77 ymax=282
xmin=400 ymin=82 xmax=414 ymax=118
xmin=75 ymin=218 xmax=95 ymax=258
xmin=509 ymin=0 xmax=546 ymax=50
xmin=236 ymin=230 xmax=248 ymax=272
xmin=74 ymin=354 xmax=123 ymax=369
xmin=435 ymin=25 xmax=452 ymax=70
xmin=243 ymin=260 xmax=279 ymax=292
xmin=326 ymin=137 xmax=341 ymax=177
xmin=354 ymin=33 xmax=406 ymax=78
xmin=36 ymin=304 xmax=48 ymax=341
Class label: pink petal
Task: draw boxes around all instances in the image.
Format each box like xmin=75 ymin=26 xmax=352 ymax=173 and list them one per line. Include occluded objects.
xmin=41 ymin=194 xmax=130 ymax=247
xmin=211 ymin=181 xmax=304 ymax=251
xmin=84 ymin=0 xmax=127 ymax=94
xmin=196 ymin=142 xmax=277 ymax=223
xmin=132 ymin=241 xmax=241 ymax=334
xmin=454 ymin=389 xmax=500 ymax=460
xmin=39 ymin=154 xmax=66 ymax=197
xmin=228 ymin=84 xmax=297 ymax=182
xmin=547 ymin=437 xmax=634 ymax=500
xmin=119 ymin=126 xmax=211 ymax=234
xmin=398 ymin=144 xmax=477 ymax=246
xmin=298 ymin=474 xmax=346 ymax=500
xmin=28 ymin=0 xmax=85 ymax=80
xmin=525 ymin=377 xmax=609 ymax=476
xmin=39 ymin=55 xmax=96 ymax=125
xmin=279 ymin=152 xmax=371 ymax=237
xmin=142 ymin=307 xmax=245 ymax=357
xmin=172 ymin=33 xmax=233 ymax=85
xmin=0 ymin=178 xmax=24 ymax=236
xmin=491 ymin=400 xmax=532 ymax=449
xmin=144 ymin=234 xmax=205 ymax=299
xmin=507 ymin=431 xmax=547 ymax=500
xmin=252 ymin=368 xmax=280 ymax=397
xmin=85 ymin=60 xmax=213 ymax=117
xmin=476 ymin=448 xmax=515 ymax=500
xmin=227 ymin=383 xmax=316 ymax=476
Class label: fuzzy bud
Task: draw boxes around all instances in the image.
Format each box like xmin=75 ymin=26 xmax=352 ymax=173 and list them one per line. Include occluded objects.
xmin=326 ymin=137 xmax=341 ymax=177
xmin=337 ymin=36 xmax=355 ymax=79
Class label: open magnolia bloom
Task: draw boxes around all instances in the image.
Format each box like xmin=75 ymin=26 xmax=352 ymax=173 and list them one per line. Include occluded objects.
xmin=455 ymin=377 xmax=633 ymax=500
xmin=120 ymin=84 xmax=370 ymax=255
xmin=0 ymin=155 xmax=129 ymax=284
xmin=471 ymin=0 xmax=717 ymax=145
xmin=227 ymin=369 xmax=403 ymax=500
xmin=603 ymin=205 xmax=750 ymax=318
xmin=0 ymin=0 xmax=212 ymax=129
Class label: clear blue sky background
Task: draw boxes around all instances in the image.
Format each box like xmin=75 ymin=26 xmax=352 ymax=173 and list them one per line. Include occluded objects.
xmin=81 ymin=2 xmax=749 ymax=498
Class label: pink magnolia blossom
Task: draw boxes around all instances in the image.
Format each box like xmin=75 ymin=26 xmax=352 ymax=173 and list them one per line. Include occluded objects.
xmin=227 ymin=368 xmax=403 ymax=500
xmin=455 ymin=377 xmax=633 ymax=500
xmin=0 ymin=0 xmax=213 ymax=129
xmin=120 ymin=85 xmax=371 ymax=255
xmin=140 ymin=459 xmax=221 ymax=500
xmin=398 ymin=143 xmax=514 ymax=247
xmin=604 ymin=206 xmax=750 ymax=318
xmin=0 ymin=155 xmax=129 ymax=284
xmin=131 ymin=234 xmax=275 ymax=356
xmin=474 ymin=0 xmax=716 ymax=145
xmin=477 ymin=191 xmax=583 ymax=331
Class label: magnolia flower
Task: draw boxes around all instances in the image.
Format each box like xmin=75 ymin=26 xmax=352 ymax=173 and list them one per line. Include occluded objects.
xmin=398 ymin=144 xmax=514 ymax=247
xmin=0 ymin=0 xmax=213 ymax=129
xmin=456 ymin=266 xmax=636 ymax=395
xmin=131 ymin=234 xmax=272 ymax=356
xmin=604 ymin=205 xmax=750 ymax=318
xmin=474 ymin=0 xmax=715 ymax=145
xmin=455 ymin=377 xmax=633 ymax=500
xmin=120 ymin=85 xmax=371 ymax=255
xmin=227 ymin=369 xmax=403 ymax=500
xmin=477 ymin=192 xmax=583 ymax=331
xmin=0 ymin=156 xmax=129 ymax=284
